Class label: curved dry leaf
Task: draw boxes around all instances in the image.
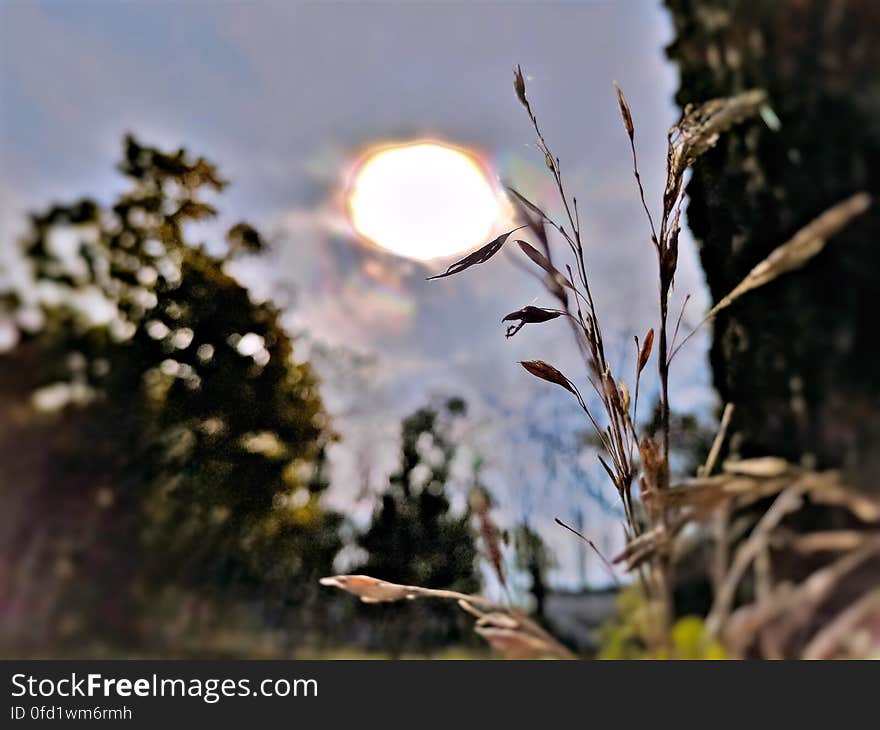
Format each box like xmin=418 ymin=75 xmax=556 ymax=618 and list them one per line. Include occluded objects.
xmin=502 ymin=305 xmax=562 ymax=338
xmin=517 ymin=240 xmax=574 ymax=287
xmin=502 ymin=306 xmax=561 ymax=324
xmin=519 ymin=360 xmax=580 ymax=403
xmin=426 ymin=227 xmax=525 ymax=280
xmin=507 ymin=188 xmax=548 ymax=223
xmin=507 ymin=188 xmax=552 ymax=259
xmin=517 ymin=239 xmax=554 ymax=274
xmin=516 ymin=241 xmax=571 ymax=306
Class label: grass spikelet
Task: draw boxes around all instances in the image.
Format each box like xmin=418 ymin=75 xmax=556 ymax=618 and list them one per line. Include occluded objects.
xmin=707 ymin=192 xmax=872 ymax=317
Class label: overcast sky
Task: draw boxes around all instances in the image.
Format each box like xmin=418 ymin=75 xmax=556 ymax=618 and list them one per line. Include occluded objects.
xmin=1 ymin=0 xmax=717 ymax=589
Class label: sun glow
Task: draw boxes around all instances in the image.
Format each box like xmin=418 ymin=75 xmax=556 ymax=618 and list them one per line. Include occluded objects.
xmin=347 ymin=141 xmax=501 ymax=261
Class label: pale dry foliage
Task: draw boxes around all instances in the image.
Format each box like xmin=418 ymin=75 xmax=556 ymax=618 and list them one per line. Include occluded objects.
xmin=322 ymin=67 xmax=877 ymax=659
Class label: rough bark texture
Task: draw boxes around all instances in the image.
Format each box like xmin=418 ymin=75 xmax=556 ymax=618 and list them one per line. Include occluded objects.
xmin=665 ymin=0 xmax=880 ymax=486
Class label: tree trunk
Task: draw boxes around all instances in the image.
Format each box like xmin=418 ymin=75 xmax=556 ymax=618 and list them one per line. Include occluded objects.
xmin=665 ymin=0 xmax=880 ymax=487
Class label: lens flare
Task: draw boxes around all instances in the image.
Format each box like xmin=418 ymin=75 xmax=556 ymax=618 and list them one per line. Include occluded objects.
xmin=347 ymin=141 xmax=501 ymax=261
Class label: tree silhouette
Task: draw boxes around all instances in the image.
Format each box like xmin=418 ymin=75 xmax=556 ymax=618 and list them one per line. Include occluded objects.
xmin=356 ymin=398 xmax=480 ymax=654
xmin=513 ymin=523 xmax=554 ymax=619
xmin=0 ymin=136 xmax=341 ymax=653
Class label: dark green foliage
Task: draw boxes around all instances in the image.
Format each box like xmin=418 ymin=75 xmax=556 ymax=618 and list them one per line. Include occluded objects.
xmin=0 ymin=136 xmax=341 ymax=653
xmin=356 ymin=399 xmax=480 ymax=653
xmin=665 ymin=1 xmax=880 ymax=484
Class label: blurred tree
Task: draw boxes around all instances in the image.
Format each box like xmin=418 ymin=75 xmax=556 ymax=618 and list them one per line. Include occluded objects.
xmin=513 ymin=523 xmax=554 ymax=619
xmin=643 ymin=403 xmax=715 ymax=478
xmin=665 ymin=1 xmax=880 ymax=485
xmin=0 ymin=136 xmax=342 ymax=653
xmin=356 ymin=398 xmax=480 ymax=654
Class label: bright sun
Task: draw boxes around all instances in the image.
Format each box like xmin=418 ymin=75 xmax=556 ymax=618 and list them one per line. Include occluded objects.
xmin=347 ymin=141 xmax=501 ymax=261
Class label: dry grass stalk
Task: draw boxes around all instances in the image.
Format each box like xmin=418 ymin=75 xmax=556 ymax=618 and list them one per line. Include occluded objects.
xmin=771 ymin=537 xmax=880 ymax=650
xmin=670 ymin=192 xmax=873 ymax=361
xmin=786 ymin=530 xmax=879 ymax=555
xmin=612 ymin=525 xmax=672 ymax=572
xmin=323 ymin=67 xmax=875 ymax=659
xmin=554 ymin=517 xmax=619 ymax=585
xmin=707 ymin=192 xmax=872 ymax=318
xmin=705 ymin=486 xmax=807 ymax=638
xmin=801 ymin=589 xmax=880 ymax=660
xmin=650 ymin=463 xmax=880 ymax=517
xmin=459 ymin=600 xmax=576 ymax=659
xmin=666 ymin=90 xmax=768 ymax=200
xmin=806 ymin=479 xmax=880 ymax=522
xmin=319 ymin=575 xmax=492 ymax=608
xmin=699 ymin=403 xmax=734 ymax=478
xmin=721 ymin=456 xmax=791 ymax=478
xmin=318 ymin=574 xmax=572 ymax=658
xmin=724 ymin=537 xmax=880 ymax=657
